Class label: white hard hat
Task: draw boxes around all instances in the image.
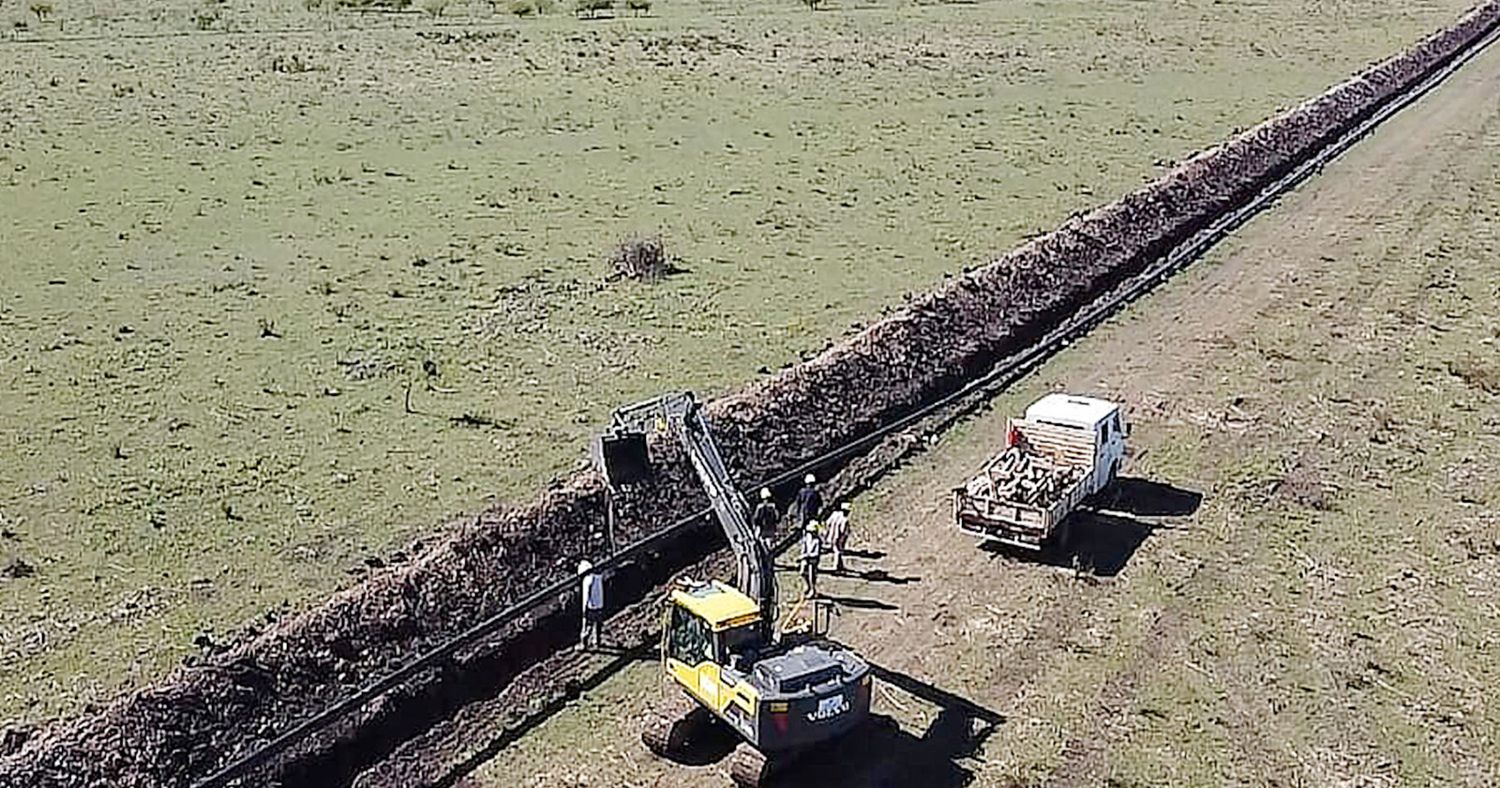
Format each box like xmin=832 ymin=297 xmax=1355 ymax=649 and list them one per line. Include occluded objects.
xmin=840 ymin=501 xmax=850 ymax=511
xmin=804 ymin=473 xmax=816 ymax=485
xmin=760 ymin=487 xmax=772 ymax=500
xmin=578 ymin=560 xmax=592 ymax=574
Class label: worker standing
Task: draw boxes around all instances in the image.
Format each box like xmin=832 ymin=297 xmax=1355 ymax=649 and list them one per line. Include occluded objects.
xmin=752 ymin=487 xmax=780 ymax=545
xmin=579 ymin=559 xmax=604 ymax=650
xmin=825 ymin=501 xmax=851 ymax=573
xmin=799 ymin=522 xmax=823 ymax=598
xmin=794 ymin=473 xmax=822 ymax=528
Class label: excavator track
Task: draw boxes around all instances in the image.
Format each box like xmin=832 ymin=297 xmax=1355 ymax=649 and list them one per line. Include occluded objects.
xmin=641 ymin=699 xmax=716 ymax=760
xmin=639 ymin=714 xmax=676 ymax=758
xmin=728 ymin=743 xmax=774 ymax=788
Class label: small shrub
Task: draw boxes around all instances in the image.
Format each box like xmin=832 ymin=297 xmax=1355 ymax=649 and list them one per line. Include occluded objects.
xmin=421 ymin=0 xmax=450 ymax=16
xmin=508 ymin=0 xmax=553 ymax=15
xmin=573 ymin=0 xmax=611 ymax=18
xmin=335 ymin=0 xmax=414 ymax=10
xmin=1449 ymin=356 xmax=1500 ymax=394
xmin=451 ymin=411 xmax=502 ymax=429
xmin=269 ymin=52 xmax=322 ymax=73
xmin=1275 ymin=462 xmax=1334 ymax=512
xmin=194 ymin=0 xmax=225 ymax=30
xmin=30 ymin=2 xmax=55 ymax=22
xmin=624 ymin=0 xmax=650 ymax=14
xmin=609 ymin=236 xmax=673 ymax=281
xmin=1 ymin=557 xmax=36 ymax=579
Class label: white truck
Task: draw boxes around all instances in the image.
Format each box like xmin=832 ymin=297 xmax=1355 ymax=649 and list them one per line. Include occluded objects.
xmin=953 ymin=394 xmax=1127 ymax=550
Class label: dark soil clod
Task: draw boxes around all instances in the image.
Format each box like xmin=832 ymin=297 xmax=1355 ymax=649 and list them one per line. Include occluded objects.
xmin=1 ymin=557 xmax=36 ymax=579
xmin=0 ymin=727 xmax=31 ymax=759
xmin=1447 ymin=356 xmax=1500 ymax=393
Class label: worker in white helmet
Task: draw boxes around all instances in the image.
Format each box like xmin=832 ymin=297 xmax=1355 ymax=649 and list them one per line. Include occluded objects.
xmin=825 ymin=501 xmax=852 ymax=573
xmin=793 ymin=473 xmax=822 ymax=529
xmin=799 ymin=521 xmax=823 ymax=598
xmin=752 ymin=487 xmax=780 ymax=545
xmin=578 ymin=559 xmax=604 ymax=650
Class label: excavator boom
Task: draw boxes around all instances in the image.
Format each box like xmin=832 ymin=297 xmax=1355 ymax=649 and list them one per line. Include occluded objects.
xmin=596 ymin=392 xmax=778 ymax=628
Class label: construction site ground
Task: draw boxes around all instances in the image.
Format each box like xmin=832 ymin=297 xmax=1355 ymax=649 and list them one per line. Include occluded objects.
xmin=463 ymin=38 xmax=1500 ymax=787
xmin=0 ymin=0 xmax=1479 ymax=726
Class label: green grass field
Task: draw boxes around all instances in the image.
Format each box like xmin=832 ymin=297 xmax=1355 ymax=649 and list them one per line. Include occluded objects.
xmin=0 ymin=0 xmax=1477 ymax=724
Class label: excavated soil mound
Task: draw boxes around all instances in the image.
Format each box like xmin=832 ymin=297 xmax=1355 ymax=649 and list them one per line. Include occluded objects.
xmin=5 ymin=3 xmax=1499 ymax=786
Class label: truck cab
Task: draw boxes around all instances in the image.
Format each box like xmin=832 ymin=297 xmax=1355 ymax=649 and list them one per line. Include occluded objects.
xmin=1020 ymin=393 xmax=1127 ymax=495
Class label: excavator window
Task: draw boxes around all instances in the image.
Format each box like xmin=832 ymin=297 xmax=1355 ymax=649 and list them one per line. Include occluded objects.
xmin=667 ymin=606 xmax=713 ymax=666
xmin=717 ymin=623 xmax=761 ymax=663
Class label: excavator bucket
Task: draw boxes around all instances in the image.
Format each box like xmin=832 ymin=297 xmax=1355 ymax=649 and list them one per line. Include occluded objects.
xmin=596 ymin=431 xmax=652 ymax=487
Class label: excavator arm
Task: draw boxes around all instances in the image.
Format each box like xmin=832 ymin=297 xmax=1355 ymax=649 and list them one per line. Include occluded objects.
xmin=595 ymin=392 xmax=778 ymax=629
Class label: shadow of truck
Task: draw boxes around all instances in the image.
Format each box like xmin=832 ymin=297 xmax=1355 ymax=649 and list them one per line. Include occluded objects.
xmin=982 ymin=476 xmax=1203 ymax=578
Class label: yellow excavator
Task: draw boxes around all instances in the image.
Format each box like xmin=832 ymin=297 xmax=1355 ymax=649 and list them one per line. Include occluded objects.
xmin=594 ymin=392 xmax=872 ymax=787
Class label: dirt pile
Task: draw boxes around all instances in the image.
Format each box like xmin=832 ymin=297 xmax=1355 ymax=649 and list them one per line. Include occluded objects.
xmin=4 ymin=4 xmax=1499 ymax=786
xmin=0 ymin=557 xmax=36 ymax=580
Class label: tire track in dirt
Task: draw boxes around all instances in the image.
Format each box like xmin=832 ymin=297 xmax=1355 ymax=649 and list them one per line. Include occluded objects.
xmin=1043 ymin=591 xmax=1190 ymax=786
xmin=809 ymin=38 xmax=1500 ymax=781
xmin=1039 ymin=32 xmax=1500 ymax=787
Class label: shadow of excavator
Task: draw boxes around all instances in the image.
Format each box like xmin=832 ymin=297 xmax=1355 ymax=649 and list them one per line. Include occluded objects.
xmin=576 ymin=658 xmax=1003 ymax=787
xmin=774 ymin=660 xmax=1005 ymax=788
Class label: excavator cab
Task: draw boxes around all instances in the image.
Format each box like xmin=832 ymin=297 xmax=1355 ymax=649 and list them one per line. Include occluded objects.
xmin=660 ymin=582 xmax=768 ymax=739
xmin=655 ymin=580 xmax=872 ymax=784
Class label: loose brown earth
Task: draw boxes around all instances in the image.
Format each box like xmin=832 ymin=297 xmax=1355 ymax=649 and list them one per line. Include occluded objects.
xmin=466 ymin=35 xmax=1500 ymax=787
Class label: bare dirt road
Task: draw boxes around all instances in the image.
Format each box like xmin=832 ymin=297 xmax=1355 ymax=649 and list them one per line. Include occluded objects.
xmin=461 ymin=36 xmax=1500 ymax=788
